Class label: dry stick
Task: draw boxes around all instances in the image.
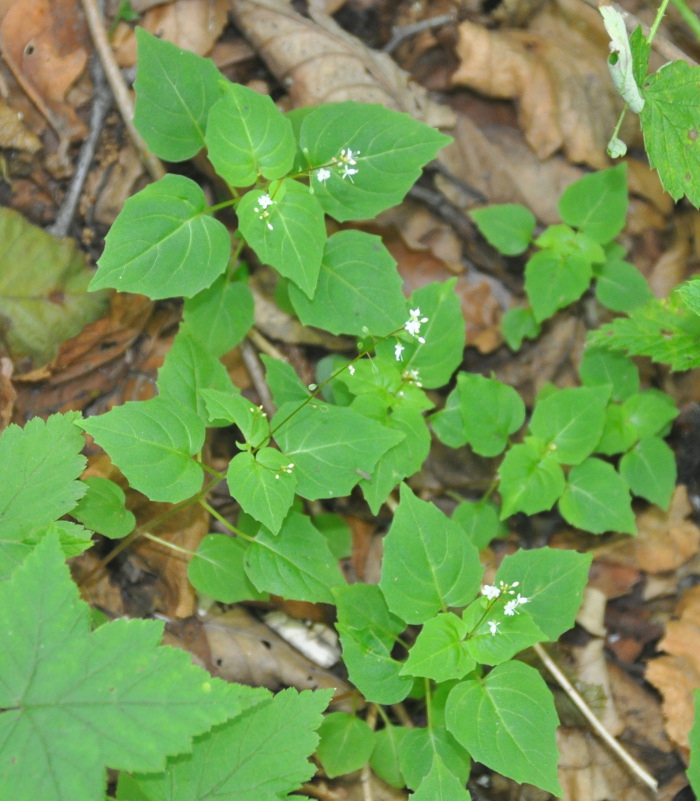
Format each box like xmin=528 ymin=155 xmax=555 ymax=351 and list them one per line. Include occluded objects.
xmin=240 ymin=338 xmax=277 ymax=418
xmin=382 ymin=12 xmax=456 ymax=54
xmin=80 ymin=0 xmax=166 ymax=181
xmin=533 ymin=642 xmax=658 ymax=792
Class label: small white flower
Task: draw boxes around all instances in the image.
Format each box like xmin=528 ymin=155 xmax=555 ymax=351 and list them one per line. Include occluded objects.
xmin=257 ymin=194 xmax=274 ymax=209
xmin=402 ymin=369 xmax=423 ymax=388
xmin=482 ymin=584 xmax=501 ymax=600
xmin=340 ymin=165 xmax=359 ymax=181
xmin=487 ymin=621 xmax=500 ymax=635
xmin=394 ymin=343 xmax=405 ymax=361
xmin=404 ymin=308 xmax=429 ymax=342
xmin=316 ymin=167 xmax=331 ymax=182
xmin=348 ymin=364 xmax=356 ymax=375
xmin=504 ymin=600 xmax=518 ymax=616
xmin=253 ymin=194 xmax=275 ymax=230
xmin=515 ymin=593 xmax=529 ymax=606
xmin=339 ymin=148 xmax=359 ymax=164
xmin=404 ymin=318 xmax=422 ymax=337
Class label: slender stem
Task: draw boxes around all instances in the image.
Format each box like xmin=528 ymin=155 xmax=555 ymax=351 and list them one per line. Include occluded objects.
xmin=669 ymin=0 xmax=700 ymax=41
xmin=141 ymin=532 xmax=198 ymax=557
xmin=533 ymin=643 xmax=658 ymax=791
xmin=198 ymin=498 xmax=255 ymax=542
xmin=647 ymin=0 xmax=672 ymax=44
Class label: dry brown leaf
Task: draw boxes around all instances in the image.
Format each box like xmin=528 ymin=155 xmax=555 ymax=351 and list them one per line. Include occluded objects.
xmin=113 ymin=0 xmax=228 ymax=66
xmin=0 ymin=0 xmax=88 ymax=138
xmin=634 ymin=486 xmax=700 ymax=574
xmin=0 ymin=356 xmax=16 ymax=431
xmin=227 ymin=0 xmax=455 ymax=127
xmin=0 ymin=99 xmax=41 ymax=151
xmin=452 ymin=0 xmax=624 ymax=167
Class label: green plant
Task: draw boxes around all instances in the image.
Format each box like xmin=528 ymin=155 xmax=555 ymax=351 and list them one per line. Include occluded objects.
xmin=0 ymin=24 xmax=688 ymax=801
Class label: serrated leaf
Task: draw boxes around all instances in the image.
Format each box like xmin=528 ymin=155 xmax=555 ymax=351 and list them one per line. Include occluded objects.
xmin=126 ymin=688 xmax=332 ymax=801
xmin=71 ymin=477 xmax=135 ymax=539
xmin=182 ymin=277 xmax=254 ymax=357
xmin=244 ymin=512 xmax=344 ymax=603
xmin=579 ymin=346 xmax=639 ymax=401
xmin=398 ymin=727 xmax=470 ymax=790
xmin=188 ymin=533 xmax=268 ymax=603
xmin=678 ymin=278 xmax=700 ymax=316
xmin=445 ymin=661 xmax=562 ymax=795
xmin=640 ymin=60 xmax=700 ymax=207
xmin=133 ymin=28 xmax=224 ymax=161
xmin=496 ymin=547 xmax=593 ymax=640
xmin=157 ymin=329 xmax=233 ymax=420
xmin=559 ymin=457 xmax=635 ymax=534
xmin=317 ymin=713 xmax=374 ymax=778
xmin=411 ymin=755 xmax=472 ymax=801
xmin=379 ymin=485 xmax=482 ymax=624
xmin=595 ymin=259 xmax=653 ymax=312
xmin=619 ymin=436 xmax=676 ymax=508
xmin=452 ymin=500 xmax=508 ymax=549
xmin=91 ymin=174 xmax=230 ymax=299
xmin=79 ymin=397 xmax=205 ymax=504
xmin=557 ymin=163 xmax=628 ymax=242
xmin=470 ymin=203 xmax=535 ymax=255
xmin=462 ymin=600 xmax=545 ymax=665
xmin=227 ymin=449 xmax=296 ymax=533
xmin=529 ymin=385 xmax=610 ymax=464
xmin=272 ymin=401 xmax=403 ymax=500
xmin=498 ymin=438 xmax=566 ymax=518
xmin=0 ymin=412 xmax=85 ymax=542
xmin=400 ymin=613 xmax=475 ymax=682
xmin=298 ymin=102 xmax=451 ymax=221
xmin=333 ymin=583 xmax=411 ymax=705
xmin=205 ymin=82 xmax=295 ymax=186
xmin=0 ymin=535 xmax=242 ymax=801
xmin=525 ymin=248 xmax=592 ymax=322
xmin=0 ymin=207 xmax=108 ymax=368
xmin=288 ymin=230 xmax=406 ymax=336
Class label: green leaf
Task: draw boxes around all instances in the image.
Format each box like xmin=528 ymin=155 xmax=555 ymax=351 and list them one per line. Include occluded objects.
xmin=630 ymin=25 xmax=651 ymax=88
xmin=182 ymin=277 xmax=254 ymax=357
xmin=452 ymin=500 xmax=508 ymax=549
xmin=188 ymin=533 xmax=268 ymax=603
xmin=525 ymin=248 xmax=592 ymax=322
xmin=535 ymin=225 xmax=605 ymax=265
xmin=640 ymin=60 xmax=700 ymax=207
xmin=445 ymin=661 xmax=562 ymax=796
xmin=496 ymin=547 xmax=593 ymax=640
xmin=400 ymin=613 xmax=475 ymax=682
xmin=411 ymin=755 xmax=472 ymax=801
xmin=393 ymin=280 xmax=464 ymax=389
xmin=288 ymin=230 xmax=406 ymax=336
xmin=127 ymin=688 xmax=332 ymax=801
xmin=619 ymin=436 xmax=676 ymax=508
xmin=0 ymin=207 xmax=108 ymax=369
xmin=529 ymin=385 xmax=610 ymax=464
xmin=379 ymin=485 xmax=482 ymax=624
xmin=262 ymin=355 xmax=312 ymax=406
xmin=244 ymin=512 xmax=344 ymax=603
xmin=91 ymin=174 xmax=230 ymax=299
xmin=360 ymin=407 xmax=431 ymax=514
xmin=462 ymin=600 xmax=545 ymax=665
xmin=205 ymin=82 xmax=295 ymax=187
xmin=622 ymin=389 xmax=678 ymax=438
xmin=678 ymin=278 xmax=700 ymax=315
xmin=498 ymin=438 xmax=566 ymax=518
xmin=133 ymin=28 xmax=223 ymax=161
xmin=298 ymin=102 xmax=451 ymax=221
xmin=333 ymin=583 xmax=411 ymax=705
xmin=79 ymin=397 xmax=205 ymax=504
xmin=370 ymin=725 xmax=408 ymax=788
xmin=596 ymin=404 xmax=638 ymax=455
xmin=595 ymin=259 xmax=653 ymax=312
xmin=201 ymin=388 xmax=270 ymax=444
xmin=557 ymin=163 xmax=628 ymax=242
xmin=453 ymin=372 xmax=525 ymax=457
xmin=316 ymin=712 xmax=374 ymax=778
xmin=579 ymin=347 xmax=639 ymax=401
xmin=71 ymin=477 xmax=135 ymax=539
xmin=0 ymin=535 xmax=242 ymax=801
xmin=0 ymin=412 xmax=86 ymax=542
xmin=688 ymin=690 xmax=700 ymax=797
xmin=559 ymin=457 xmax=636 ymax=534
xmin=238 ymin=182 xmax=326 ymax=298
xmin=470 ymin=203 xmax=535 ymax=255
xmin=501 ymin=306 xmax=540 ymax=350
xmin=272 ymin=401 xmax=403 ymax=500
xmin=227 ymin=449 xmax=296 ymax=533
xmin=398 ymin=727 xmax=470 ymax=790
xmin=157 ymin=329 xmax=233 ymax=420
xmin=312 ymin=513 xmax=351 ymax=559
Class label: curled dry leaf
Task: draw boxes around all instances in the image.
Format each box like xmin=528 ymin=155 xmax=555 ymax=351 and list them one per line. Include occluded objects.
xmin=0 ymin=100 xmax=41 ymax=152
xmin=451 ymin=0 xmax=626 ymax=167
xmin=227 ymin=0 xmax=455 ymax=127
xmin=646 ymin=585 xmax=700 ymax=756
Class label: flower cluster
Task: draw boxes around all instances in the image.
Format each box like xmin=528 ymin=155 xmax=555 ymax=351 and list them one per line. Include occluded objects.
xmin=402 ymin=368 xmax=423 ymax=388
xmin=480 ymin=580 xmax=530 ymax=634
xmin=253 ymin=193 xmax=275 ymax=231
xmin=275 ymin=462 xmax=295 ymax=479
xmin=404 ymin=308 xmax=428 ymax=344
xmin=314 ymin=147 xmax=361 ymax=184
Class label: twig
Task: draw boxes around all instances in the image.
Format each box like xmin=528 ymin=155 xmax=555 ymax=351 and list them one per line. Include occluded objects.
xmin=383 ymin=12 xmax=455 ymax=54
xmin=79 ymin=0 xmax=166 ymax=180
xmin=240 ymin=337 xmax=277 ymax=417
xmin=533 ymin=642 xmax=658 ymax=792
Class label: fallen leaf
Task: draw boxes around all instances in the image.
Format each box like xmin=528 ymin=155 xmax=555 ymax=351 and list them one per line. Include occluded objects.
xmin=0 ymin=99 xmax=41 ymax=151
